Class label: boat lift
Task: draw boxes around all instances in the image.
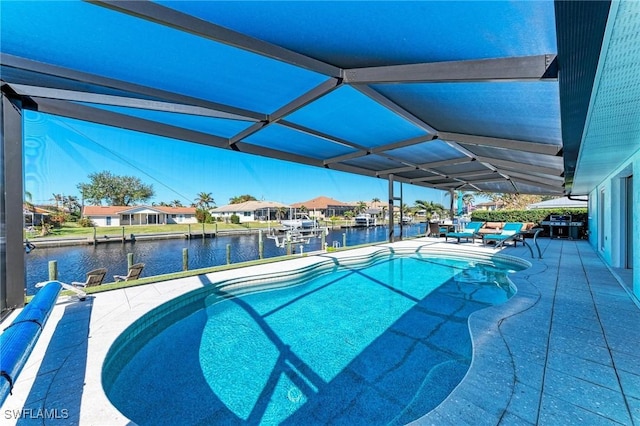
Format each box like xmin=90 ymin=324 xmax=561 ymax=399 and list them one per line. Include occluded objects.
xmin=266 ymin=224 xmax=329 ymax=249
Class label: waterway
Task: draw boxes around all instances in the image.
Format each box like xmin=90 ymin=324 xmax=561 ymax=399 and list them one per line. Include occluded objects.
xmin=25 ymin=224 xmax=427 ymax=295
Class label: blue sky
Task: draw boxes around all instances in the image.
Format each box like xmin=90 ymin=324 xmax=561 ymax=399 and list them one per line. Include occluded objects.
xmin=24 ymin=110 xmax=450 ymax=208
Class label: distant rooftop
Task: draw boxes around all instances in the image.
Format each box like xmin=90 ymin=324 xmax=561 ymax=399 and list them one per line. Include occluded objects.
xmin=290 ymin=196 xmax=354 ymax=210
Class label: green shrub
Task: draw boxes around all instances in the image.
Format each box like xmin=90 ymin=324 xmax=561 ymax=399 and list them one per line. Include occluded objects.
xmin=471 ymin=208 xmax=587 ymax=224
xmin=230 ymin=214 xmax=240 ymax=224
xmin=77 ymin=217 xmax=94 ymax=227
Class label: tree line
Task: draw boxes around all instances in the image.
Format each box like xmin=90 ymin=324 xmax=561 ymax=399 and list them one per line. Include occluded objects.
xmin=26 ymin=171 xmax=559 ymax=228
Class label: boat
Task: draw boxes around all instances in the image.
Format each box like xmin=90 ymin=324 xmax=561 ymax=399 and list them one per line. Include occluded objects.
xmin=280 ymin=214 xmax=317 ymax=229
xmin=354 ymin=213 xmax=376 ymax=227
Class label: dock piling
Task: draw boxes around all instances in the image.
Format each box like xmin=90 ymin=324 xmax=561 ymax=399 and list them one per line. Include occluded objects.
xmin=182 ymin=248 xmax=188 ymax=271
xmin=48 ymin=260 xmax=57 ymax=281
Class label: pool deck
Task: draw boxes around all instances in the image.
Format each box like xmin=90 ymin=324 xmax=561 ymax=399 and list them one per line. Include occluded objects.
xmin=1 ymin=237 xmax=638 ymax=425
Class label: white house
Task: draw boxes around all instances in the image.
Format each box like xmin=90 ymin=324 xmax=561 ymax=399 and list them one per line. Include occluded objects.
xmin=83 ymin=205 xmax=198 ymax=226
xmin=210 ymin=200 xmax=290 ymax=223
xmin=23 ymin=205 xmax=53 ymax=226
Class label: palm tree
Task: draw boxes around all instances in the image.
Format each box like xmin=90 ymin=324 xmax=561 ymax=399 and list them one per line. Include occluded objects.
xmin=51 ymin=193 xmax=63 ymax=210
xmin=194 ymin=192 xmax=215 ymax=209
xmin=24 ymin=191 xmax=36 ymax=226
xmin=229 ymin=194 xmax=256 ymax=204
xmin=414 ymin=200 xmax=446 ymax=222
xmin=171 ymin=200 xmax=184 ymax=207
xmin=275 ymin=207 xmax=287 ymax=222
xmin=401 ymin=203 xmax=412 ymax=219
xmin=356 ymin=201 xmax=367 ymax=214
xmin=24 ymin=190 xmax=34 ymax=209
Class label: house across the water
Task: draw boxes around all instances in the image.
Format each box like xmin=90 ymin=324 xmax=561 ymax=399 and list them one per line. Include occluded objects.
xmin=210 ymin=200 xmax=290 ymax=223
xmin=23 ymin=205 xmax=54 ymax=226
xmin=83 ymin=205 xmax=198 ymax=226
xmin=290 ymin=196 xmax=356 ymax=220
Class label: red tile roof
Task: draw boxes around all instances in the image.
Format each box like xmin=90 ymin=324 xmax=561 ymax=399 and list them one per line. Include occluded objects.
xmin=290 ymin=196 xmax=353 ymax=209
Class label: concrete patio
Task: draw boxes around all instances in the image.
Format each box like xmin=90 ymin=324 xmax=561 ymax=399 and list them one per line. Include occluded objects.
xmin=1 ymin=237 xmax=638 ymax=425
xmin=421 ymin=238 xmax=639 ymax=425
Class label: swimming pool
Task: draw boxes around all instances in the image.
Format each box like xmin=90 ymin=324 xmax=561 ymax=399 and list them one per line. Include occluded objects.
xmin=103 ymin=247 xmax=528 ymax=425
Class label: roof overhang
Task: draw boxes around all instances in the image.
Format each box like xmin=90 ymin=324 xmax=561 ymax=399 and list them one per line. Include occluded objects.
xmin=0 ymin=1 xmax=616 ymax=196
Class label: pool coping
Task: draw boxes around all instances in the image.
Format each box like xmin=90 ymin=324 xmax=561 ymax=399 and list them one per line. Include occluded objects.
xmin=2 ymin=237 xmax=637 ymax=425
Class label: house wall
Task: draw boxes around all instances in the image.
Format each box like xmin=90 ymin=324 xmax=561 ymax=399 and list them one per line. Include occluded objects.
xmin=89 ymin=216 xmax=122 ymax=227
xmin=212 ymin=211 xmax=255 ymax=223
xmin=90 ymin=213 xmax=197 ymax=225
xmin=308 ymin=210 xmax=325 ymax=220
xmin=166 ymin=214 xmax=197 ymax=224
xmin=588 ymin=149 xmax=640 ymax=299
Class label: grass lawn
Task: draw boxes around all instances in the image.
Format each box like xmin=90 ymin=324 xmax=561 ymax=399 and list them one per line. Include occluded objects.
xmin=26 ymin=220 xmax=356 ymax=240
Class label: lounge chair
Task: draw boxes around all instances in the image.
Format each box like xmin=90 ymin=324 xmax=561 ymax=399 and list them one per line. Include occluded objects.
xmin=444 ymin=221 xmax=484 ymax=243
xmin=482 ymin=222 xmax=525 ymax=247
xmin=71 ymin=268 xmax=107 ymax=288
xmin=114 ymin=263 xmax=145 ymax=282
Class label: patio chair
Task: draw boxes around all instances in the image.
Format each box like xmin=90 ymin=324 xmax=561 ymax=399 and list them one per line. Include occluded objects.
xmin=428 ymin=222 xmax=447 ymax=238
xmin=483 ymin=222 xmax=525 ymax=247
xmin=444 ymin=221 xmax=484 ymax=243
xmin=114 ymin=263 xmax=145 ymax=282
xmin=71 ymin=268 xmax=107 ymax=288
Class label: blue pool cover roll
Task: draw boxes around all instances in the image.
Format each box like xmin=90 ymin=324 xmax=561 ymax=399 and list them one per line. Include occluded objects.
xmin=0 ymin=281 xmax=62 ymax=406
xmin=11 ymin=281 xmax=61 ymax=327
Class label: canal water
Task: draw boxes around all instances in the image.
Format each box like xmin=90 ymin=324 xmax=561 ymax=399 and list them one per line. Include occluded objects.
xmin=25 ymin=224 xmax=426 ymax=295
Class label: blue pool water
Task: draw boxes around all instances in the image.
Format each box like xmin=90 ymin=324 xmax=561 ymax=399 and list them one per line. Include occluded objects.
xmin=103 ymin=250 xmax=525 ymax=425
